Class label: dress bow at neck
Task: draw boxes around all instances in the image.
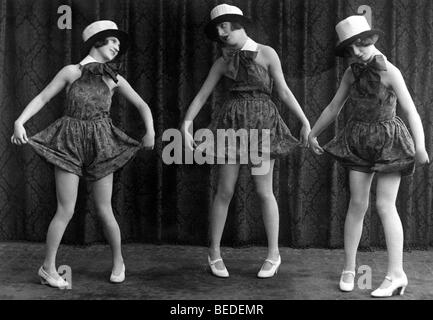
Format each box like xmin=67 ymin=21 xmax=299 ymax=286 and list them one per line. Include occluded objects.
xmin=221 ymin=47 xmax=258 ymax=80
xmin=351 ymin=55 xmax=387 ymax=95
xmin=82 ymin=62 xmax=120 ymax=83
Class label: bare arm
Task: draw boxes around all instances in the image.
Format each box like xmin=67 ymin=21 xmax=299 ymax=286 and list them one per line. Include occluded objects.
xmin=262 ymin=46 xmax=310 ymax=146
xmin=15 ymin=65 xmax=77 ymax=125
xmin=116 ymin=75 xmax=155 ymax=149
xmin=12 ymin=65 xmax=78 ymax=145
xmin=116 ymin=75 xmax=155 ymax=134
xmin=265 ymin=46 xmax=310 ymax=127
xmin=308 ymin=67 xmax=353 ymax=154
xmin=181 ymin=58 xmax=225 ymax=150
xmin=387 ymin=65 xmax=429 ymax=164
xmin=182 ymin=57 xmax=226 ymax=130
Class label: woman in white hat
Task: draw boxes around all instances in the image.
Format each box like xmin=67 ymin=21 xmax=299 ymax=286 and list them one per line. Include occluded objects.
xmin=308 ymin=15 xmax=429 ymax=297
xmin=11 ymin=20 xmax=155 ymax=288
xmin=181 ymin=4 xmax=310 ymax=278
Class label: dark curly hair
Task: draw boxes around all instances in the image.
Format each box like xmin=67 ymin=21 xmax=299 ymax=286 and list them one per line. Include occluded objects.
xmin=343 ymin=34 xmax=379 ymax=57
xmin=230 ymin=22 xmax=245 ymax=31
xmin=93 ymin=38 xmax=110 ymax=48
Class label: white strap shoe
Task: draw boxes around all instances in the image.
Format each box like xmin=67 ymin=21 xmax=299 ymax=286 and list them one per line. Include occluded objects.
xmin=257 ymin=255 xmax=281 ymax=278
xmin=38 ymin=266 xmax=69 ymax=289
xmin=208 ymin=256 xmax=229 ymax=278
xmin=371 ymin=274 xmax=408 ymax=298
xmin=339 ymin=270 xmax=355 ymax=292
xmin=110 ymin=263 xmax=126 ymax=283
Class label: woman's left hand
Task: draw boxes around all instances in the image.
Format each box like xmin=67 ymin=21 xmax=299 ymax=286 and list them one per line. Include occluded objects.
xmin=415 ymin=148 xmax=430 ymax=165
xmin=299 ymin=124 xmax=311 ymax=148
xmin=141 ymin=131 xmax=155 ymax=150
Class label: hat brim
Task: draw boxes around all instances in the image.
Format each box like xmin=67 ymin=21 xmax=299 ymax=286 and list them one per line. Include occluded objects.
xmin=335 ymin=29 xmax=384 ymax=57
xmin=204 ymin=14 xmax=251 ymax=41
xmin=81 ymin=29 xmax=129 ymax=59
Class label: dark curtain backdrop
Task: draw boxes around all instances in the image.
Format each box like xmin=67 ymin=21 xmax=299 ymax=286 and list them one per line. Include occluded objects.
xmin=1 ymin=0 xmax=432 ymax=248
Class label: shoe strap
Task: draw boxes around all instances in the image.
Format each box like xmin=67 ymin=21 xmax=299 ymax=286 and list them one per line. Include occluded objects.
xmin=342 ymin=270 xmax=355 ymax=276
xmin=385 ymin=276 xmax=393 ymax=282
xmin=40 ymin=266 xmax=56 ymax=280
xmin=39 ymin=266 xmax=48 ymax=276
xmin=209 ymin=257 xmax=223 ymax=265
xmin=264 ymin=257 xmax=280 ymax=266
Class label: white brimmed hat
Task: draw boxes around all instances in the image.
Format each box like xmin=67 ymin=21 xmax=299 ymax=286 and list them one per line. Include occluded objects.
xmin=204 ymin=4 xmax=251 ymax=41
xmin=335 ymin=15 xmax=383 ymax=57
xmin=81 ymin=20 xmax=129 ymax=57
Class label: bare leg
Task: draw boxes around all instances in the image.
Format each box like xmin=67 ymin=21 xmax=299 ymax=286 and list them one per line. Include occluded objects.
xmin=252 ymin=160 xmax=279 ymax=270
xmin=92 ymin=173 xmax=123 ymax=275
xmin=43 ymin=167 xmax=79 ymax=279
xmin=375 ymin=172 xmax=405 ymax=289
xmin=208 ymin=164 xmax=240 ymax=270
xmin=342 ymin=170 xmax=374 ymax=283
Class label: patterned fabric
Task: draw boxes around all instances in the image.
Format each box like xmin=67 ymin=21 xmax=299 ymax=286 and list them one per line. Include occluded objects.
xmin=196 ymin=45 xmax=300 ymax=162
xmin=28 ymin=62 xmax=141 ymax=181
xmin=86 ymin=62 xmax=120 ymax=83
xmin=324 ymin=55 xmax=415 ymax=176
xmin=351 ymin=55 xmax=387 ymax=96
xmin=221 ymin=48 xmax=258 ymax=80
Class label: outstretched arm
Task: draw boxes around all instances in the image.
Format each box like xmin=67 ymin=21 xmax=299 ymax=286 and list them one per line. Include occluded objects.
xmin=11 ymin=65 xmax=77 ymax=145
xmin=388 ymin=65 xmax=429 ymax=164
xmin=181 ymin=57 xmax=226 ymax=150
xmin=308 ymin=67 xmax=353 ymax=154
xmin=182 ymin=58 xmax=225 ymax=127
xmin=116 ymin=75 xmax=155 ymax=149
xmin=265 ymin=46 xmax=310 ymax=146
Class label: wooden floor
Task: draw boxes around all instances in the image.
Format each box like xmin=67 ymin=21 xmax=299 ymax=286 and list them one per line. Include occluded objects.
xmin=1 ymin=242 xmax=432 ymax=300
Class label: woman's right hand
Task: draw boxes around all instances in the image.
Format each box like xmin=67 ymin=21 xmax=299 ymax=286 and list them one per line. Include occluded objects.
xmin=180 ymin=122 xmax=196 ymax=152
xmin=141 ymin=131 xmax=155 ymax=150
xmin=11 ymin=122 xmax=28 ymax=145
xmin=308 ymin=134 xmax=324 ymax=155
xmin=183 ymin=130 xmax=196 ymax=152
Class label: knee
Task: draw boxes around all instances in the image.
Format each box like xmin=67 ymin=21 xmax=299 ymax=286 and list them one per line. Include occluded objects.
xmin=376 ymin=199 xmax=395 ymax=216
xmin=255 ymin=189 xmax=275 ymax=202
xmin=216 ymin=187 xmax=235 ymax=203
xmin=94 ymin=202 xmax=112 ymax=216
xmin=94 ymin=203 xmax=118 ymax=227
xmin=56 ymin=204 xmax=75 ymax=221
xmin=349 ymin=197 xmax=369 ymax=214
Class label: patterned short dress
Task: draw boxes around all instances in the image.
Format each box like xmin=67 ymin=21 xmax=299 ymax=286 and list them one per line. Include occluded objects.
xmin=28 ymin=62 xmax=141 ymax=181
xmin=196 ymin=40 xmax=299 ymax=164
xmin=323 ymin=55 xmax=415 ymax=176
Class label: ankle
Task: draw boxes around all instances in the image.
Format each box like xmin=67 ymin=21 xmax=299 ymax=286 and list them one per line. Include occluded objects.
xmin=343 ymin=263 xmax=356 ymax=272
xmin=42 ymin=263 xmax=57 ymax=274
xmin=387 ymin=270 xmax=406 ymax=279
xmin=208 ymin=247 xmax=221 ymax=258
xmin=266 ymin=250 xmax=280 ymax=260
xmin=113 ymin=257 xmax=124 ymax=264
xmin=112 ymin=259 xmax=124 ymax=268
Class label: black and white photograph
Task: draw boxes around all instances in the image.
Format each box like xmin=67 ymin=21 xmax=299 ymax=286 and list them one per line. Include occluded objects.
xmin=1 ymin=0 xmax=433 ymax=308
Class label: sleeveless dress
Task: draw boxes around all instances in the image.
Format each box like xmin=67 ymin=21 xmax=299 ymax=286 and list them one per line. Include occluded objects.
xmin=323 ymin=55 xmax=415 ymax=176
xmin=195 ymin=42 xmax=299 ymax=164
xmin=28 ymin=62 xmax=141 ymax=181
